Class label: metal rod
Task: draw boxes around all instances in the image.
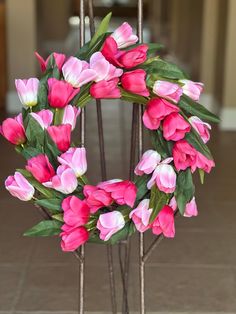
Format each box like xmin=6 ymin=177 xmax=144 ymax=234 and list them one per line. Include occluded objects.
xmin=88 ymin=2 xmax=117 ymax=313
xmin=79 ymin=244 xmax=85 ymax=314
xmin=129 ymin=105 xmax=138 ymax=179
xmin=143 ymin=235 xmax=163 ymax=263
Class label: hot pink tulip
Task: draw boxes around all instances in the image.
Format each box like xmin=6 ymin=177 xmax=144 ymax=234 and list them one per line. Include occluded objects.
xmin=184 ymin=197 xmax=198 ymax=217
xmin=98 ymin=180 xmax=137 ymax=208
xmin=101 ymin=37 xmax=125 ymax=68
xmin=147 ymin=161 xmax=176 ymax=193
xmin=143 ymin=98 xmax=179 ymax=130
xmin=62 ymin=57 xmax=97 ymax=88
xmin=43 ymin=165 xmax=78 ymax=194
xmin=62 ymin=105 xmax=80 ymax=130
xmin=90 ymin=78 xmax=121 ymax=99
xmin=62 ymin=196 xmax=90 ymax=227
xmin=35 ymin=52 xmax=66 ymax=72
xmin=163 ymin=112 xmax=191 ymax=141
xmin=47 ymin=124 xmax=71 ymax=152
xmin=47 ymin=78 xmax=80 ymax=108
xmin=0 ymin=114 xmax=26 ymax=145
xmin=153 ymin=80 xmax=182 ymax=103
xmin=5 ymin=172 xmax=35 ymax=201
xmin=179 ymin=79 xmax=204 ymax=101
xmin=30 ymin=109 xmax=53 ymax=129
xmin=15 ymin=78 xmax=39 ymax=107
xmin=129 ymin=199 xmax=152 ymax=232
xmin=189 ymin=116 xmax=211 ymax=143
xmin=83 ymin=185 xmax=113 ymax=213
xmin=152 ymin=205 xmax=175 ymax=238
xmin=26 ymin=154 xmax=55 ymax=183
xmin=90 ymin=52 xmax=123 ymax=82
xmin=135 ymin=149 xmax=161 ymax=176
xmin=97 ymin=211 xmax=125 ymax=241
xmin=58 ymin=147 xmax=87 ymax=177
xmin=111 ymin=22 xmax=138 ymax=48
xmin=195 ymin=151 xmax=215 ymax=173
xmin=60 ymin=224 xmax=89 ymax=252
xmin=121 ymin=69 xmax=149 ymax=97
xmin=119 ymin=44 xmax=148 ymax=69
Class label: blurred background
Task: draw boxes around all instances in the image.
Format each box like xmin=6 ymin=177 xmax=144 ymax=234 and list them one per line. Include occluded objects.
xmin=0 ymin=0 xmax=236 ymax=313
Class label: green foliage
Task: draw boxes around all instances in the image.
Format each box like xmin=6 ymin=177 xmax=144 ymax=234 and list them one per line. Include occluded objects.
xmin=149 ymin=185 xmax=169 ymax=223
xmin=121 ymin=89 xmax=148 ymax=104
xmin=24 ymin=220 xmax=62 ymax=237
xmin=89 ymin=12 xmax=112 ymax=48
xmin=150 ymin=130 xmax=172 ymax=158
xmin=25 ymin=115 xmax=45 ymax=148
xmin=35 ymin=198 xmax=62 ymax=213
xmin=134 ymin=174 xmax=150 ymax=203
xmin=174 ymin=169 xmax=195 ymax=215
xmin=185 ymin=129 xmax=213 ymax=160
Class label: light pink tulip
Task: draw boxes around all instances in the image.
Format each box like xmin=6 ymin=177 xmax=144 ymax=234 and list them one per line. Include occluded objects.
xmin=163 ymin=112 xmax=191 ymax=141
xmin=179 ymin=79 xmax=204 ymax=101
xmin=35 ymin=52 xmax=66 ymax=72
xmin=0 ymin=114 xmax=26 ymax=145
xmin=26 ymin=154 xmax=55 ymax=183
xmin=147 ymin=159 xmax=176 ymax=193
xmin=62 ymin=105 xmax=81 ymax=130
xmin=129 ymin=199 xmax=152 ymax=232
xmin=62 ymin=57 xmax=97 ymax=88
xmin=83 ymin=185 xmax=113 ymax=213
xmin=62 ymin=196 xmax=90 ymax=227
xmin=189 ymin=116 xmax=211 ymax=143
xmin=58 ymin=147 xmax=87 ymax=177
xmin=184 ymin=197 xmax=198 ymax=217
xmin=15 ymin=78 xmax=39 ymax=107
xmin=169 ymin=196 xmax=177 ymax=212
xmin=43 ymin=165 xmax=78 ymax=194
xmin=153 ymin=80 xmax=183 ymax=103
xmin=60 ymin=224 xmax=89 ymax=252
xmin=111 ymin=22 xmax=138 ymax=48
xmin=5 ymin=172 xmax=35 ymax=201
xmin=134 ymin=149 xmax=161 ymax=176
xmin=152 ymin=205 xmax=175 ymax=238
xmin=30 ymin=109 xmax=53 ymax=129
xmin=97 ymin=211 xmax=125 ymax=241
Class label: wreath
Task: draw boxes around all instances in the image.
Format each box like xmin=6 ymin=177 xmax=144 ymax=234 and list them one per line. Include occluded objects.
xmin=1 ymin=14 xmax=219 ymax=252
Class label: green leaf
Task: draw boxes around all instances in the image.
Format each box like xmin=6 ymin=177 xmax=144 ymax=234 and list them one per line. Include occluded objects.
xmin=121 ymin=89 xmax=148 ymax=104
xmin=25 ymin=115 xmax=45 ymax=147
xmin=150 ymin=130 xmax=172 ymax=158
xmin=53 ymin=108 xmax=64 ymax=125
xmin=134 ymin=174 xmax=150 ymax=203
xmin=149 ymin=185 xmax=169 ymax=223
xmin=52 ymin=213 xmax=64 ymax=222
xmin=185 ymin=130 xmax=213 ymax=160
xmin=35 ymin=198 xmax=62 ymax=213
xmin=21 ymin=146 xmax=43 ymax=160
xmin=174 ymin=169 xmax=195 ymax=215
xmin=24 ymin=220 xmax=62 ymax=237
xmin=199 ymin=169 xmax=205 ymax=184
xmin=44 ymin=131 xmax=60 ymax=167
xmin=179 ymin=95 xmax=220 ymax=123
xmin=89 ymin=12 xmax=112 ymax=48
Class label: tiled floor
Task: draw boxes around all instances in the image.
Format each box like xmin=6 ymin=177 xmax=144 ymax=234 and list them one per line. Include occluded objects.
xmin=0 ymin=101 xmax=236 ymax=313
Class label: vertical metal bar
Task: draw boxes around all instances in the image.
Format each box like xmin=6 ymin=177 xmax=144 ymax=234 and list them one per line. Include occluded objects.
xmin=137 ymin=1 xmax=145 ymax=313
xmin=87 ymin=1 xmax=117 ymax=313
xmin=79 ymin=1 xmax=85 ymax=313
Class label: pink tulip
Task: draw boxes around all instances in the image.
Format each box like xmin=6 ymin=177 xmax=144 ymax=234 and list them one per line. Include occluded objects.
xmin=101 ymin=37 xmax=125 ymax=68
xmin=134 ymin=149 xmax=161 ymax=176
xmin=90 ymin=52 xmax=123 ymax=82
xmin=47 ymin=78 xmax=80 ymax=108
xmin=47 ymin=124 xmax=71 ymax=152
xmin=5 ymin=171 xmax=35 ymax=201
xmin=43 ymin=165 xmax=78 ymax=194
xmin=147 ymin=160 xmax=176 ymax=193
xmin=119 ymin=44 xmax=148 ymax=69
xmin=35 ymin=52 xmax=66 ymax=72
xmin=97 ymin=211 xmax=125 ymax=241
xmin=58 ymin=147 xmax=87 ymax=177
xmin=111 ymin=22 xmax=138 ymax=48
xmin=152 ymin=205 xmax=175 ymax=238
xmin=179 ymin=79 xmax=204 ymax=101
xmin=30 ymin=109 xmax=53 ymax=129
xmin=83 ymin=185 xmax=113 ymax=213
xmin=60 ymin=224 xmax=89 ymax=252
xmin=169 ymin=196 xmax=177 ymax=212
xmin=184 ymin=197 xmax=198 ymax=217
xmin=62 ymin=57 xmax=97 ymax=88
xmin=15 ymin=78 xmax=39 ymax=107
xmin=129 ymin=199 xmax=152 ymax=232
xmin=26 ymin=154 xmax=55 ymax=183
xmin=163 ymin=112 xmax=191 ymax=141
xmin=195 ymin=151 xmax=215 ymax=173
xmin=0 ymin=114 xmax=26 ymax=145
xmin=189 ymin=116 xmax=211 ymax=143
xmin=121 ymin=69 xmax=149 ymax=97
xmin=90 ymin=78 xmax=121 ymax=99
xmin=98 ymin=180 xmax=137 ymax=208
xmin=62 ymin=105 xmax=80 ymax=130
xmin=62 ymin=196 xmax=90 ymax=227
xmin=153 ymin=80 xmax=182 ymax=103
xmin=143 ymin=98 xmax=179 ymax=130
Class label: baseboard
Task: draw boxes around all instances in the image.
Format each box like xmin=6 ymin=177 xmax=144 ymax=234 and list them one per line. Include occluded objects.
xmin=220 ymin=107 xmax=236 ymax=130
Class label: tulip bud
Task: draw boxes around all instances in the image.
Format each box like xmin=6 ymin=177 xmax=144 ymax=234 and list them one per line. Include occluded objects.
xmin=0 ymin=114 xmax=26 ymax=145
xmin=5 ymin=172 xmax=35 ymax=201
xmin=97 ymin=211 xmax=125 ymax=241
xmin=15 ymin=78 xmax=39 ymax=107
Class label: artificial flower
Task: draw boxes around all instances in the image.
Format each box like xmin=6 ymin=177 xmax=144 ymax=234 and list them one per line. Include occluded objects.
xmin=30 ymin=109 xmax=53 ymax=129
xmin=121 ymin=69 xmax=149 ymax=97
xmin=111 ymin=22 xmax=138 ymax=48
xmin=129 ymin=199 xmax=152 ymax=232
xmin=62 ymin=196 xmax=90 ymax=227
xmin=35 ymin=52 xmax=66 ymax=72
xmin=26 ymin=154 xmax=55 ymax=183
xmin=97 ymin=211 xmax=125 ymax=241
xmin=153 ymin=80 xmax=182 ymax=103
xmin=62 ymin=105 xmax=80 ymax=130
xmin=90 ymin=78 xmax=121 ymax=99
xmin=60 ymin=224 xmax=89 ymax=251
xmin=47 ymin=124 xmax=71 ymax=152
xmin=189 ymin=116 xmax=211 ymax=143
xmin=163 ymin=112 xmax=191 ymax=141
xmin=5 ymin=172 xmax=35 ymax=201
xmin=134 ymin=149 xmax=161 ymax=175
xmin=58 ymin=147 xmax=87 ymax=177
xmin=15 ymin=78 xmax=39 ymax=107
xmin=179 ymin=79 xmax=204 ymax=101
xmin=83 ymin=185 xmax=113 ymax=213
xmin=0 ymin=114 xmax=26 ymax=145
xmin=152 ymin=205 xmax=175 ymax=238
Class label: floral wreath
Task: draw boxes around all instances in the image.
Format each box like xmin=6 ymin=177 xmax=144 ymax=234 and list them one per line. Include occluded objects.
xmin=1 ymin=14 xmax=219 ymax=252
